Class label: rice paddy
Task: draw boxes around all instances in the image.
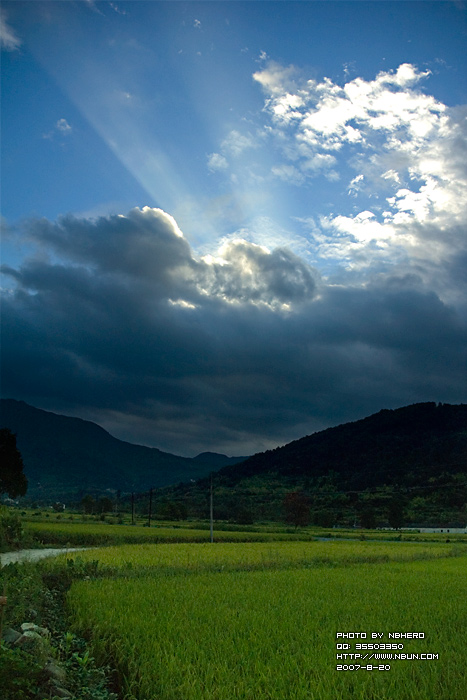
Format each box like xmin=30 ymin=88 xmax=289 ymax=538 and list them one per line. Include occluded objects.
xmin=24 ymin=518 xmax=467 ymax=548
xmin=25 ymin=520 xmax=310 ymax=546
xmin=53 ymin=538 xmax=466 ymax=573
xmin=64 ymin=539 xmax=467 ymax=700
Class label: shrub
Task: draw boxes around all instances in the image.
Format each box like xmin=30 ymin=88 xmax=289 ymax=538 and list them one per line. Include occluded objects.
xmin=0 ymin=507 xmax=23 ymax=549
xmin=0 ymin=643 xmax=46 ymax=700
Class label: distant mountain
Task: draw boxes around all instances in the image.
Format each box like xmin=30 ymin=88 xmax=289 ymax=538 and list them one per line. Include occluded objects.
xmin=192 ymin=452 xmax=249 ymax=467
xmin=3 ymin=399 xmax=466 ymax=525
xmin=0 ymin=399 xmax=246 ymax=500
xmin=213 ymin=402 xmax=467 ymax=489
xmin=165 ymin=402 xmax=467 ymax=526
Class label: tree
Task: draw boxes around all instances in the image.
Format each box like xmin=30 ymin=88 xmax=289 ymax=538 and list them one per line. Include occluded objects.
xmin=311 ymin=509 xmax=335 ymax=528
xmin=283 ymin=491 xmax=311 ymax=529
xmin=234 ymin=504 xmax=255 ymax=525
xmin=387 ymin=498 xmax=405 ymax=529
xmin=359 ymin=504 xmax=377 ymax=529
xmin=157 ymin=500 xmax=187 ymax=521
xmin=0 ymin=428 xmax=28 ymax=497
xmin=52 ymin=502 xmax=65 ymax=512
xmin=81 ymin=494 xmax=96 ymax=514
xmin=98 ymin=497 xmax=114 ymax=514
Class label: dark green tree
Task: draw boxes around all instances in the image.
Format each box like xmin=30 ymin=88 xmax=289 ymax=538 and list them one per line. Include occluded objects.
xmin=158 ymin=500 xmax=188 ymax=520
xmin=283 ymin=491 xmax=311 ymax=529
xmin=0 ymin=428 xmax=28 ymax=497
xmin=234 ymin=504 xmax=255 ymax=525
xmin=387 ymin=498 xmax=405 ymax=529
xmin=359 ymin=504 xmax=377 ymax=529
xmin=98 ymin=497 xmax=114 ymax=513
xmin=311 ymin=509 xmax=335 ymax=528
xmin=81 ymin=494 xmax=96 ymax=514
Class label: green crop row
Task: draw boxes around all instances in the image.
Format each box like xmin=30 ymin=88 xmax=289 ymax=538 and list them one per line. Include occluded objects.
xmin=50 ymin=539 xmax=467 ymax=574
xmin=24 ymin=521 xmax=311 ymax=546
xmin=68 ymin=555 xmax=467 ymax=700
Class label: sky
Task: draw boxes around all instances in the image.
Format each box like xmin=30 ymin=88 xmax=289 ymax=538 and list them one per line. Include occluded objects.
xmin=1 ymin=1 xmax=467 ymax=458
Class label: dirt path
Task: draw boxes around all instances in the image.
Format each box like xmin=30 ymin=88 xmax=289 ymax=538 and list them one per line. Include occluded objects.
xmin=0 ymin=548 xmax=88 ymax=566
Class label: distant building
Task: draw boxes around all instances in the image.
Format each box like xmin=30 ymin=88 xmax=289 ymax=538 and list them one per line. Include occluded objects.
xmin=403 ymin=526 xmax=467 ymax=534
xmin=418 ymin=527 xmax=467 ymax=534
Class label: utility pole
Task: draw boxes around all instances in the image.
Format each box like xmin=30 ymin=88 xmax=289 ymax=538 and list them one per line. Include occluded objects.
xmin=210 ymin=474 xmax=214 ymax=543
xmin=131 ymin=492 xmax=135 ymax=525
xmin=148 ymin=488 xmax=153 ymax=528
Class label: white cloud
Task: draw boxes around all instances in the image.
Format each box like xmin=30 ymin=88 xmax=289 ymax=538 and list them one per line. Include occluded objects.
xmin=109 ymin=3 xmax=127 ymax=15
xmin=56 ymin=118 xmax=72 ymax=133
xmin=389 ymin=62 xmax=430 ymax=87
xmin=253 ymin=61 xmax=445 ymax=154
xmin=253 ymin=61 xmax=298 ymax=96
xmin=251 ymin=61 xmax=467 ymax=286
xmin=271 ymin=164 xmax=304 ymax=185
xmin=43 ymin=118 xmax=73 ymax=141
xmin=0 ymin=9 xmax=21 ymax=52
xmin=256 ymin=62 xmax=444 ymax=154
xmin=301 ymin=153 xmax=336 ymax=173
xmin=381 ymin=170 xmax=400 ymax=184
xmin=83 ymin=0 xmax=105 ymax=16
xmin=207 ymin=153 xmax=228 ymax=172
xmin=221 ymin=130 xmax=258 ymax=157
xmin=270 ymin=92 xmax=304 ymax=123
xmin=348 ymin=174 xmax=364 ymax=196
xmin=200 ymin=61 xmax=466 ymax=299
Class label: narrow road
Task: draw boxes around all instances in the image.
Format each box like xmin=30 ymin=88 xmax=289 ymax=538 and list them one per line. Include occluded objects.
xmin=0 ymin=548 xmax=87 ymax=566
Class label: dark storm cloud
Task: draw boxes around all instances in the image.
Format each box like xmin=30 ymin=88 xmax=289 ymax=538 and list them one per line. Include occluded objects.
xmin=199 ymin=240 xmax=319 ymax=306
xmin=1 ymin=207 xmax=466 ymax=455
xmin=29 ymin=207 xmax=195 ymax=285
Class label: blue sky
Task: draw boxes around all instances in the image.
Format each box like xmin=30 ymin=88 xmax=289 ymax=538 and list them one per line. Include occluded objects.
xmin=1 ymin=1 xmax=467 ymax=456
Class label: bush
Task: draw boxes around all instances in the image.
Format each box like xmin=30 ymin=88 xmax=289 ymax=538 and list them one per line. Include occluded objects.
xmin=0 ymin=507 xmax=23 ymax=549
xmin=0 ymin=643 xmax=46 ymax=700
xmin=0 ymin=563 xmax=47 ymax=630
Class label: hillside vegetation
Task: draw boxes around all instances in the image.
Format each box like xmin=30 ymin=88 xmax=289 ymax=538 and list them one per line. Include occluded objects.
xmin=216 ymin=402 xmax=467 ymax=486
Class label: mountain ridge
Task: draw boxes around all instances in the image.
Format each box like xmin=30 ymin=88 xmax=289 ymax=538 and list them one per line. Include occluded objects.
xmin=213 ymin=402 xmax=467 ymax=488
xmin=2 ymin=399 xmax=466 ymax=525
xmin=0 ymin=399 xmax=246 ymax=499
xmin=165 ymin=402 xmax=467 ymax=526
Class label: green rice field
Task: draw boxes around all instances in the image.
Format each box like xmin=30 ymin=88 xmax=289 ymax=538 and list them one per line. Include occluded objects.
xmin=25 ymin=520 xmax=323 ymax=546
xmin=53 ymin=538 xmax=466 ymax=572
xmin=65 ymin=540 xmax=467 ymax=700
xmin=24 ymin=519 xmax=467 ymax=547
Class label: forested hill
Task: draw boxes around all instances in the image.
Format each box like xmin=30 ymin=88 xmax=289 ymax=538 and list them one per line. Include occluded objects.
xmin=0 ymin=399 xmax=245 ymax=499
xmin=3 ymin=399 xmax=466 ymax=519
xmin=213 ymin=402 xmax=467 ymax=490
